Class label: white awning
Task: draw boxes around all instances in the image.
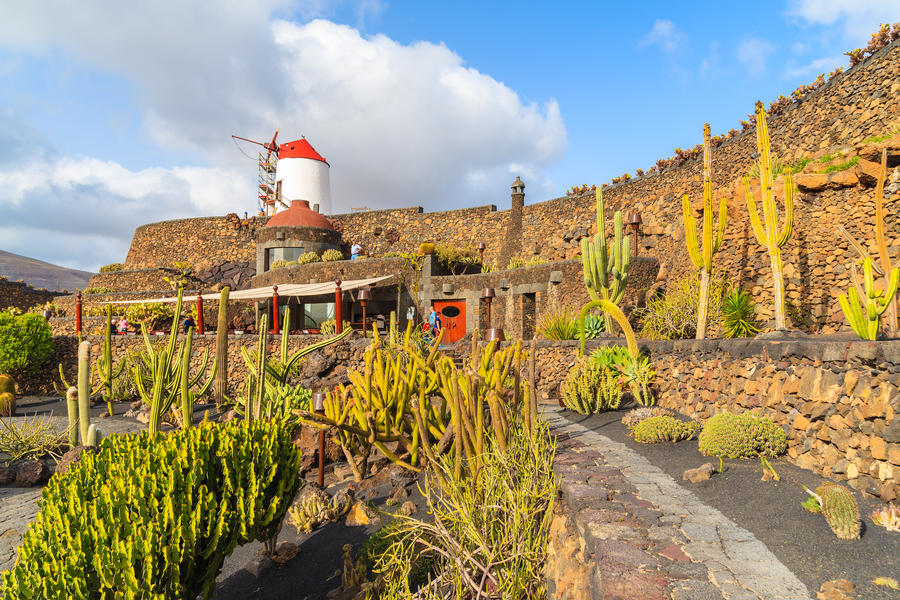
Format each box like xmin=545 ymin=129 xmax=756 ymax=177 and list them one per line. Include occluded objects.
xmin=103 ymin=275 xmax=395 ymax=304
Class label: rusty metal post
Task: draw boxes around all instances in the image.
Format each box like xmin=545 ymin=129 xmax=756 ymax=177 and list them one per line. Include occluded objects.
xmin=314 ymin=392 xmax=327 ymax=488
xmin=196 ymin=291 xmax=205 ymax=334
xmin=334 ymin=280 xmax=343 ymax=334
xmin=75 ymin=290 xmax=82 ymax=337
xmin=272 ymin=285 xmax=279 ymax=335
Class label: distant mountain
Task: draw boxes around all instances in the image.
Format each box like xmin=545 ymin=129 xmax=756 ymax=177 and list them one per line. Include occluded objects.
xmin=0 ymin=250 xmax=94 ymax=292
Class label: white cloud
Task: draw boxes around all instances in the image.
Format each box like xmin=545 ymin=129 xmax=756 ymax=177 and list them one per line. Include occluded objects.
xmin=788 ymin=0 xmax=900 ymax=40
xmin=737 ymin=36 xmax=775 ymax=75
xmin=639 ymin=19 xmax=688 ymax=53
xmin=0 ymin=2 xmax=566 ymax=270
xmin=782 ymin=54 xmax=845 ymax=79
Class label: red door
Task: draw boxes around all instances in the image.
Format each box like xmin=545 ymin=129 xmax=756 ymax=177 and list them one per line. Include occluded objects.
xmin=434 ymin=300 xmax=466 ymax=343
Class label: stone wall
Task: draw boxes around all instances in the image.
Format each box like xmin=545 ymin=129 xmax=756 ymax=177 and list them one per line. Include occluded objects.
xmin=0 ymin=277 xmax=62 ymax=312
xmin=528 ymin=337 xmax=900 ymax=503
xmin=124 ymin=215 xmax=265 ymax=271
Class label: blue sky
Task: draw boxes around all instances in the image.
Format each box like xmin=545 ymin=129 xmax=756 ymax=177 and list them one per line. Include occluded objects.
xmin=0 ymin=0 xmax=898 ymax=272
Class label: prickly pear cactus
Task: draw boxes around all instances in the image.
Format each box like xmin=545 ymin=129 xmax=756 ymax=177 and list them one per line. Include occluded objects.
xmin=817 ymin=483 xmax=861 ymax=540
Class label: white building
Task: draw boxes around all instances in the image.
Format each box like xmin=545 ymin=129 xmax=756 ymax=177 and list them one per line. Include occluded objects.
xmin=275 ymin=138 xmax=332 ymax=215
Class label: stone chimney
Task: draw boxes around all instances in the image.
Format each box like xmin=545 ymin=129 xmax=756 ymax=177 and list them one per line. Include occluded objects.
xmin=498 ymin=176 xmax=525 ymax=269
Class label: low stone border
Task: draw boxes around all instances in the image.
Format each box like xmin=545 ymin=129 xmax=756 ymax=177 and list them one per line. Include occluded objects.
xmin=544 ymin=408 xmax=813 ymax=600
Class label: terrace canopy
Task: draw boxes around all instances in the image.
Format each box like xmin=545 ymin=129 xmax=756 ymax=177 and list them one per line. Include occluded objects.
xmin=102 ymin=276 xmax=394 ymax=304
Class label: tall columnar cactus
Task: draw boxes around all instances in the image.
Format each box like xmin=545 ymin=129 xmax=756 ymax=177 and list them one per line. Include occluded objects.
xmin=73 ymin=342 xmax=101 ymax=447
xmin=66 ymin=386 xmax=78 ymax=448
xmin=214 ymin=287 xmax=229 ymax=405
xmin=683 ymin=123 xmax=727 ymax=339
xmin=743 ymin=101 xmax=794 ymax=330
xmin=581 ymin=186 xmax=630 ymax=331
xmin=96 ymin=306 xmax=126 ymax=415
xmin=838 ymin=257 xmax=899 ymax=340
xmin=837 ymin=149 xmax=897 ymax=337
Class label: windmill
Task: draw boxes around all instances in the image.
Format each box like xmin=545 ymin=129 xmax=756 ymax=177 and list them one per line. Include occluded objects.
xmin=232 ymin=129 xmax=288 ymax=216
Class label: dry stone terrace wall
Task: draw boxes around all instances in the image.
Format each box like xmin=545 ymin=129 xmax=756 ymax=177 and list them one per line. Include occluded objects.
xmin=124 ymin=215 xmax=264 ymax=271
xmin=0 ymin=277 xmax=62 ymax=312
xmin=527 ymin=337 xmax=900 ymax=503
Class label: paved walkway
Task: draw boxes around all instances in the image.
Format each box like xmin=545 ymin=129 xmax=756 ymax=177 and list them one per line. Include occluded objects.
xmin=544 ymin=407 xmax=812 ymax=600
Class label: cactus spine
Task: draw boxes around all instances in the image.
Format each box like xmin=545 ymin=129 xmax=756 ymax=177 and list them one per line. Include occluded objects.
xmin=580 ymin=186 xmax=630 ymax=331
xmin=683 ymin=123 xmax=727 ymax=339
xmin=837 ymin=149 xmax=897 ymax=337
xmin=838 ymin=257 xmax=899 ymax=340
xmin=96 ymin=305 xmax=126 ymax=415
xmin=214 ymin=287 xmax=229 ymax=405
xmin=743 ymin=101 xmax=794 ymax=330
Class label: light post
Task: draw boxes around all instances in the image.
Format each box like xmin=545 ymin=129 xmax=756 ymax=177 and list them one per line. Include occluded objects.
xmin=628 ymin=212 xmax=642 ymax=256
xmin=477 ymin=242 xmax=486 ymax=266
xmin=358 ymin=288 xmax=371 ymax=336
xmin=272 ymin=285 xmax=279 ymax=335
xmin=482 ymin=287 xmax=505 ymax=342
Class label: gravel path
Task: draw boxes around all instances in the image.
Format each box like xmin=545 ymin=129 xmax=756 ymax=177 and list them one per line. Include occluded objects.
xmin=545 ymin=407 xmax=813 ymax=600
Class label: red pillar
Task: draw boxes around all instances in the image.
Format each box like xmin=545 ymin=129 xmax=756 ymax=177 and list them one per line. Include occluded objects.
xmin=272 ymin=285 xmax=279 ymax=335
xmin=334 ymin=280 xmax=343 ymax=334
xmin=196 ymin=291 xmax=205 ymax=334
xmin=75 ymin=291 xmax=82 ymax=337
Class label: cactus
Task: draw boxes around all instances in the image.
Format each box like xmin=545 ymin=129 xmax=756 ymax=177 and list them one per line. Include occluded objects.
xmin=578 ymin=299 xmax=637 ymax=358
xmin=683 ymin=123 xmax=727 ymax=339
xmin=78 ymin=340 xmax=92 ymax=444
xmin=0 ymin=374 xmax=15 ymax=417
xmin=562 ymin=358 xmax=622 ymax=414
xmin=632 ymin=415 xmax=700 ymax=443
xmin=838 ymin=257 xmax=900 ymax=340
xmin=837 ymin=149 xmax=897 ymax=337
xmin=805 ymin=483 xmax=861 ymax=540
xmin=66 ymin=386 xmax=78 ymax=448
xmin=0 ymin=374 xmax=14 ymax=396
xmin=96 ymin=305 xmax=126 ymax=415
xmin=214 ymin=287 xmax=229 ymax=405
xmin=743 ymin=101 xmax=794 ymax=330
xmin=580 ymin=186 xmax=630 ymax=331
xmin=133 ymin=286 xmax=217 ymax=437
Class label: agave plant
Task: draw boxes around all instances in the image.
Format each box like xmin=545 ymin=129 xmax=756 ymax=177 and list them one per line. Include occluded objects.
xmin=537 ymin=305 xmax=579 ymax=340
xmin=579 ymin=314 xmax=606 ymax=340
xmin=722 ymin=288 xmax=760 ymax=338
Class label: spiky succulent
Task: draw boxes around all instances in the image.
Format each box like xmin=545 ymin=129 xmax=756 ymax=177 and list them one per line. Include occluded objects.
xmin=871 ymin=502 xmax=900 ymax=532
xmin=562 ymin=359 xmax=622 ymax=415
xmin=621 ymin=406 xmax=673 ymax=430
xmin=805 ymin=483 xmax=861 ymax=540
xmin=580 ymin=314 xmax=606 ymax=339
xmin=632 ymin=415 xmax=700 ymax=443
xmin=698 ymin=411 xmax=787 ymax=459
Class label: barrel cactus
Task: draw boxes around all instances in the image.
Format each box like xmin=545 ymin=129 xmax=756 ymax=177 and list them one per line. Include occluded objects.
xmin=0 ymin=392 xmax=14 ymax=418
xmin=698 ymin=411 xmax=787 ymax=459
xmin=633 ymin=415 xmax=700 ymax=443
xmin=804 ymin=482 xmax=861 ymax=540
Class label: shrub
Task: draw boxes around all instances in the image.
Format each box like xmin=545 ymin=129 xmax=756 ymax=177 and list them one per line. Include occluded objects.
xmin=98 ymin=263 xmax=124 ymax=273
xmin=638 ymin=273 xmax=727 ymax=340
xmin=321 ymin=248 xmax=344 ymax=262
xmin=434 ymin=245 xmax=480 ymax=274
xmin=297 ymin=251 xmax=321 ymax=265
xmin=1 ymin=420 xmax=301 ymax=599
xmin=124 ymin=302 xmax=174 ymax=330
xmin=0 ymin=415 xmax=67 ymax=462
xmin=590 ymin=345 xmax=630 ymax=371
xmin=506 ymin=256 xmax=525 ymax=269
xmin=633 ymin=415 xmax=700 ymax=443
xmin=525 ymin=256 xmax=547 ymax=267
xmin=270 ymin=259 xmax=294 ymax=269
xmin=82 ymin=286 xmax=115 ymax=295
xmin=562 ymin=358 xmax=622 ymax=414
xmin=0 ymin=311 xmax=53 ymax=376
xmin=698 ymin=411 xmax=787 ymax=459
xmin=538 ymin=305 xmax=579 ymax=340
xmin=722 ymin=288 xmax=760 ymax=338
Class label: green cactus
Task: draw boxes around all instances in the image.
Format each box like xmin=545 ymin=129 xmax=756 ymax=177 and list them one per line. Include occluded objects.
xmin=133 ymin=286 xmax=217 ymax=437
xmin=77 ymin=341 xmax=92 ymax=445
xmin=805 ymin=483 xmax=861 ymax=540
xmin=580 ymin=186 xmax=630 ymax=331
xmin=214 ymin=286 xmax=229 ymax=405
xmin=838 ymin=257 xmax=900 ymax=340
xmin=632 ymin=415 xmax=700 ymax=443
xmin=0 ymin=420 xmax=302 ymax=599
xmin=683 ymin=123 xmax=727 ymax=339
xmin=95 ymin=305 xmax=126 ymax=415
xmin=0 ymin=374 xmax=15 ymax=417
xmin=562 ymin=358 xmax=622 ymax=414
xmin=0 ymin=374 xmax=14 ymax=396
xmin=66 ymin=386 xmax=78 ymax=448
xmin=743 ymin=101 xmax=794 ymax=330
xmin=578 ymin=299 xmax=638 ymax=358
xmin=698 ymin=411 xmax=787 ymax=459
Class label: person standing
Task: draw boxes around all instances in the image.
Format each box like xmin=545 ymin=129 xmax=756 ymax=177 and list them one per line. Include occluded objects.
xmin=428 ymin=307 xmax=442 ymax=336
xmin=350 ymin=241 xmax=362 ymax=260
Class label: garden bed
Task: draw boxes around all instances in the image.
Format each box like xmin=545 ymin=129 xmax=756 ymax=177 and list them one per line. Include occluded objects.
xmin=562 ymin=408 xmax=900 ymax=597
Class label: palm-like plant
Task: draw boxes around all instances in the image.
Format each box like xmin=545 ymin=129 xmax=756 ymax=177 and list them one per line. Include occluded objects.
xmin=722 ymin=288 xmax=760 ymax=338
